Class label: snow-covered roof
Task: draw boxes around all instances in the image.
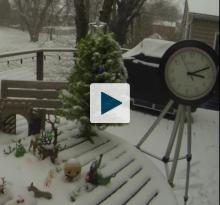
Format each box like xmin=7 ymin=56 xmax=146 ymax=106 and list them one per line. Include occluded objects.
xmin=188 ymin=0 xmax=219 ymax=16
xmin=153 ymin=21 xmax=177 ymax=28
xmin=123 ymin=38 xmax=175 ymax=59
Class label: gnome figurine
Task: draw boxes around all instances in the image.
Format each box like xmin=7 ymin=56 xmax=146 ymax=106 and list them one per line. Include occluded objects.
xmin=64 ymin=159 xmax=81 ymax=182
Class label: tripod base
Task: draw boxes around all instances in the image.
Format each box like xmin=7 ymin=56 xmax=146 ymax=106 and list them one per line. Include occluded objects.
xmin=136 ymin=101 xmax=192 ymax=205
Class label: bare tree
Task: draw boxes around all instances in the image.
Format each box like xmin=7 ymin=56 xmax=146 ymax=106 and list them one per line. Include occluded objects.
xmin=108 ymin=0 xmax=147 ymax=46
xmin=73 ymin=0 xmax=146 ymax=45
xmin=126 ymin=0 xmax=181 ymax=47
xmin=89 ymin=0 xmax=103 ymax=21
xmin=47 ymin=0 xmax=69 ymax=40
xmin=0 ymin=0 xmax=11 ymax=26
xmin=15 ymin=0 xmax=53 ymax=42
xmin=99 ymin=0 xmax=115 ymax=23
xmin=148 ymin=0 xmax=181 ymax=22
xmin=74 ymin=0 xmax=90 ymax=42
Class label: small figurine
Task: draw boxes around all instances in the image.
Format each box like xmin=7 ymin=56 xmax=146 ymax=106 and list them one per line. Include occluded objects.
xmin=64 ymin=159 xmax=81 ymax=182
xmin=0 ymin=177 xmax=13 ymax=205
xmin=29 ymin=135 xmax=40 ymax=155
xmin=34 ymin=130 xmax=60 ymax=164
xmin=85 ymin=154 xmax=113 ymax=186
xmin=37 ymin=145 xmax=59 ymax=164
xmin=27 ymin=182 xmax=52 ymax=200
xmin=45 ymin=115 xmax=62 ymax=146
xmin=3 ymin=145 xmax=15 ymax=155
xmin=44 ymin=170 xmax=55 ymax=187
xmin=15 ymin=139 xmax=26 ymax=158
xmin=3 ymin=139 xmax=26 ymax=157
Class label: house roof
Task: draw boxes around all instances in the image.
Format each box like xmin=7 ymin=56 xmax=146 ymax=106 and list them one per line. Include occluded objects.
xmin=153 ymin=20 xmax=177 ymax=28
xmin=188 ymin=0 xmax=219 ymax=17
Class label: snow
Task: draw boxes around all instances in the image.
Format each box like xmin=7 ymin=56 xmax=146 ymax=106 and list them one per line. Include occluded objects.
xmin=107 ymin=109 xmax=219 ymax=205
xmin=123 ymin=38 xmax=175 ymax=59
xmin=188 ymin=0 xmax=219 ymax=16
xmin=3 ymin=195 xmax=36 ymax=205
xmin=0 ymin=27 xmax=219 ymax=205
xmin=0 ymin=188 xmax=13 ymax=205
xmin=0 ymin=117 xmax=178 ymax=205
xmin=0 ymin=26 xmax=75 ymax=82
xmin=153 ymin=20 xmax=177 ymax=28
xmin=66 ymin=159 xmax=81 ymax=166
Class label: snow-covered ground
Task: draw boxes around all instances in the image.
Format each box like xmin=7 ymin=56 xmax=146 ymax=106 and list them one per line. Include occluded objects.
xmin=0 ymin=27 xmax=75 ymax=81
xmin=0 ymin=27 xmax=219 ymax=205
xmin=107 ymin=109 xmax=219 ymax=205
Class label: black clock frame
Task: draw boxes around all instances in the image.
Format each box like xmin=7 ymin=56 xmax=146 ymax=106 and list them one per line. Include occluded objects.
xmin=159 ymin=40 xmax=219 ymax=106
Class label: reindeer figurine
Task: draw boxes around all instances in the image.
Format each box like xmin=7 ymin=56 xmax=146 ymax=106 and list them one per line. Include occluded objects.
xmin=29 ymin=135 xmax=40 ymax=155
xmin=27 ymin=182 xmax=52 ymax=200
xmin=37 ymin=145 xmax=59 ymax=164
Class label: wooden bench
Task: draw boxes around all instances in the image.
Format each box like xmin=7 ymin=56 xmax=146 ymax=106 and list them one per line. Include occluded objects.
xmin=0 ymin=79 xmax=67 ymax=135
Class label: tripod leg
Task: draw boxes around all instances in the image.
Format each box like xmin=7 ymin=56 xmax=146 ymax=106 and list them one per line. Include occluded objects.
xmin=163 ymin=104 xmax=182 ymax=178
xmin=136 ymin=100 xmax=174 ymax=148
xmin=184 ymin=106 xmax=192 ymax=205
xmin=168 ymin=105 xmax=185 ymax=187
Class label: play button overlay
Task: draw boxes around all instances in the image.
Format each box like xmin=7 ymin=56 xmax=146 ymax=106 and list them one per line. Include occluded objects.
xmin=90 ymin=83 xmax=130 ymax=123
xmin=101 ymin=92 xmax=122 ymax=114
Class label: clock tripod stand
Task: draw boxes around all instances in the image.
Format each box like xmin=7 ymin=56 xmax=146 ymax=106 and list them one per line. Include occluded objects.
xmin=136 ymin=100 xmax=193 ymax=205
xmin=135 ymin=39 xmax=218 ymax=204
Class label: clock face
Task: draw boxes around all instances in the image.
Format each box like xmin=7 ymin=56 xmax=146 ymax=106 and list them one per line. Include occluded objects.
xmin=160 ymin=40 xmax=218 ymax=105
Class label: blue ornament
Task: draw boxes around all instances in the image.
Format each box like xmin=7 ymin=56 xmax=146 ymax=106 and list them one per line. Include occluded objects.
xmin=97 ymin=67 xmax=105 ymax=74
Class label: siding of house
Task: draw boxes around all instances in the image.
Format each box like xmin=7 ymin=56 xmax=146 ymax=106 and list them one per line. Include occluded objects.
xmin=190 ymin=18 xmax=219 ymax=46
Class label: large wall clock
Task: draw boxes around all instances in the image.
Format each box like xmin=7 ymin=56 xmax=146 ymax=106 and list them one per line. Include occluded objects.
xmin=160 ymin=40 xmax=219 ymax=105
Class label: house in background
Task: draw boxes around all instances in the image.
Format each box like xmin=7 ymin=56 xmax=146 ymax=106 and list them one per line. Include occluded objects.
xmin=152 ymin=20 xmax=177 ymax=41
xmin=182 ymin=0 xmax=219 ymax=48
xmin=181 ymin=0 xmax=219 ymax=111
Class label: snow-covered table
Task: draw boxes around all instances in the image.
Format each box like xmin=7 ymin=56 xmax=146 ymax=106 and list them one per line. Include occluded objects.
xmin=0 ymin=117 xmax=177 ymax=205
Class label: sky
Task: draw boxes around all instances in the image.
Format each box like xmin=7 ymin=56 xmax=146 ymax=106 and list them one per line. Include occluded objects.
xmin=173 ymin=0 xmax=219 ymax=16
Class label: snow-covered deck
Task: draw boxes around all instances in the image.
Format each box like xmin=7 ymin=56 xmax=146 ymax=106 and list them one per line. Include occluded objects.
xmin=0 ymin=117 xmax=178 ymax=205
xmin=0 ymin=27 xmax=219 ymax=204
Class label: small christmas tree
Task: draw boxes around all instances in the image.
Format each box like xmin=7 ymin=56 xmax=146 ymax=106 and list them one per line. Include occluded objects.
xmin=15 ymin=139 xmax=26 ymax=157
xmin=59 ymin=27 xmax=127 ymax=141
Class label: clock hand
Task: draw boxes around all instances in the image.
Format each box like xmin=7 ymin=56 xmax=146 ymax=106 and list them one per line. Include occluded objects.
xmin=187 ymin=72 xmax=205 ymax=78
xmin=180 ymin=55 xmax=193 ymax=81
xmin=190 ymin=67 xmax=210 ymax=74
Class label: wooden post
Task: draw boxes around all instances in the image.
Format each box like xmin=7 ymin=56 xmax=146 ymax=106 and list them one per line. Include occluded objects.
xmin=1 ymin=80 xmax=7 ymax=98
xmin=36 ymin=51 xmax=44 ymax=80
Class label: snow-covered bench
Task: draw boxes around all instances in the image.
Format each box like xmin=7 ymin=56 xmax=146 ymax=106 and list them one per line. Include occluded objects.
xmin=0 ymin=116 xmax=178 ymax=205
xmin=0 ymin=79 xmax=67 ymax=135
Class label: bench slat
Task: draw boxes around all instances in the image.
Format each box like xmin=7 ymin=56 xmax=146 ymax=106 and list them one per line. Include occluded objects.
xmin=1 ymin=80 xmax=67 ymax=90
xmin=6 ymin=89 xmax=59 ymax=99
xmin=2 ymin=99 xmax=62 ymax=109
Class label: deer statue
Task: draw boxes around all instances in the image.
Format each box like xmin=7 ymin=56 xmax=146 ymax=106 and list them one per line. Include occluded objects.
xmin=27 ymin=182 xmax=52 ymax=199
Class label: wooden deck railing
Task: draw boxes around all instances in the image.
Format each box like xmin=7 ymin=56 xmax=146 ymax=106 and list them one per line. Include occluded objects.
xmin=0 ymin=48 xmax=76 ymax=80
xmin=0 ymin=48 xmax=129 ymax=81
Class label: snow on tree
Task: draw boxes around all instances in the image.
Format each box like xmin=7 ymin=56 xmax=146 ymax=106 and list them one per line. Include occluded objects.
xmin=59 ymin=30 xmax=127 ymax=142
